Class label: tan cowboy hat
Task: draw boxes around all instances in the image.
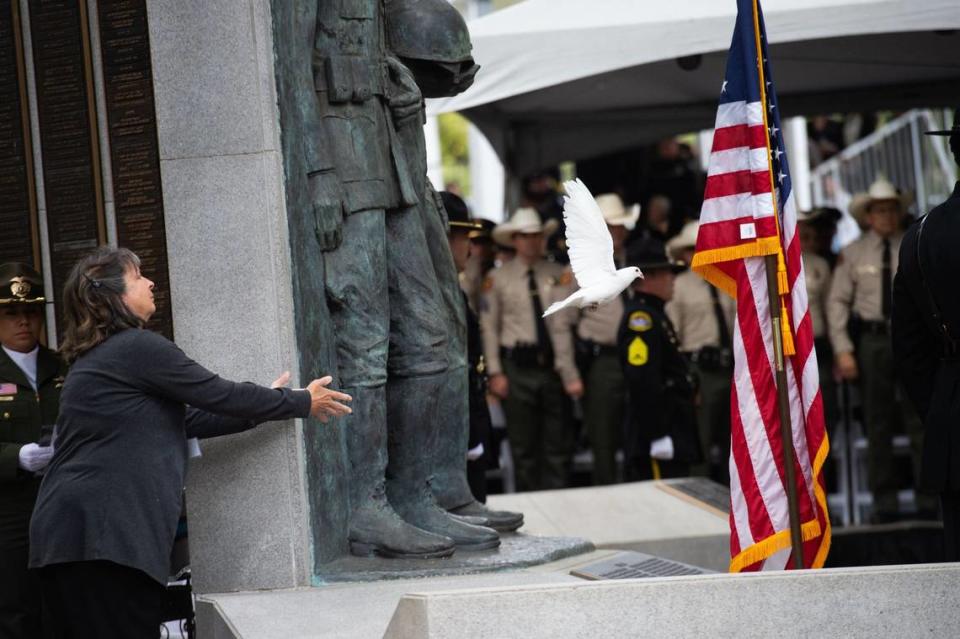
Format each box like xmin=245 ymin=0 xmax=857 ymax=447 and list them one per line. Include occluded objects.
xmin=492 ymin=207 xmax=559 ymax=247
xmin=849 ymin=177 xmax=912 ymax=224
xmin=665 ymin=220 xmax=699 ymax=261
xmin=595 ymin=193 xmax=640 ymax=229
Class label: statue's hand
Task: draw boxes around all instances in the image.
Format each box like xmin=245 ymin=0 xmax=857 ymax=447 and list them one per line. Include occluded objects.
xmin=309 ymin=169 xmax=345 ymax=252
xmin=385 ymin=55 xmax=423 ymax=126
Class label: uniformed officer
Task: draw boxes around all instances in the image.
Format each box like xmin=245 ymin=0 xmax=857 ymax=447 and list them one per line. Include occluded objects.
xmin=461 ymin=218 xmax=497 ymax=313
xmin=618 ymin=238 xmax=702 ymax=480
xmin=798 ymin=210 xmax=838 ymax=428
xmin=575 ymin=193 xmax=638 ymax=485
xmin=665 ymin=221 xmax=735 ymax=482
xmin=828 ymin=176 xmax=937 ymax=521
xmin=0 ymin=263 xmax=65 ymax=639
xmin=442 ymin=193 xmax=524 ymax=530
xmin=481 ymin=207 xmax=582 ymax=491
xmin=893 ymin=109 xmax=960 ymax=557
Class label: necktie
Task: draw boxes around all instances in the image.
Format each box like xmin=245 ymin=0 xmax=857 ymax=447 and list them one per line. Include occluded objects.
xmin=881 ymin=238 xmax=891 ymax=319
xmin=709 ymin=285 xmax=732 ymax=348
xmin=527 ymin=268 xmax=553 ymax=357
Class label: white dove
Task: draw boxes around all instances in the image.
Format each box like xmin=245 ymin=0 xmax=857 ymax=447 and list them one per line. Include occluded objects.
xmin=542 ymin=179 xmax=642 ymax=317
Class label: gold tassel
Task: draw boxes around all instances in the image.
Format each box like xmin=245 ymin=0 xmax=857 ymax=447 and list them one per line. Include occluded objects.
xmin=776 ymin=251 xmax=790 ymax=295
xmin=780 ymin=298 xmax=795 ymax=356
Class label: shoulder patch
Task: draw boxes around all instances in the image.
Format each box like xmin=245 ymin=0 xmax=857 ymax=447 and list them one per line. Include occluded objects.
xmin=628 ymin=336 xmax=648 ymax=366
xmin=559 ymin=270 xmax=573 ymax=286
xmin=482 ymin=276 xmax=494 ymax=291
xmin=628 ymin=310 xmax=653 ymax=332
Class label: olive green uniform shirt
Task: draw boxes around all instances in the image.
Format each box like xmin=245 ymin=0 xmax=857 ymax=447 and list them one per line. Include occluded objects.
xmin=827 ymin=230 xmax=902 ymax=355
xmin=665 ymin=270 xmax=736 ymax=353
xmin=802 ymin=251 xmax=832 ymax=339
xmin=480 ymin=258 xmax=580 ymax=384
xmin=576 ymin=297 xmax=624 ymax=347
xmin=460 ymin=254 xmax=487 ymax=313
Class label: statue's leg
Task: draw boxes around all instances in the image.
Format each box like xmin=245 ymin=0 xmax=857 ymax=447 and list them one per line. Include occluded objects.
xmin=324 ymin=209 xmax=454 ymax=559
xmin=384 ymin=205 xmax=500 ymax=550
xmin=417 ymin=188 xmax=524 ymax=532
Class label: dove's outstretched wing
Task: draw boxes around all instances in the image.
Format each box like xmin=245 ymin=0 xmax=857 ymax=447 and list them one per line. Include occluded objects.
xmin=562 ymin=179 xmax=616 ymax=290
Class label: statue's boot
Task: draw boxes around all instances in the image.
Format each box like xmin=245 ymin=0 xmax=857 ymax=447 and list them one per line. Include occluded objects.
xmin=431 ymin=367 xmax=525 ymax=533
xmin=387 ymin=373 xmax=500 ymax=551
xmin=448 ymin=513 xmax=487 ymax=526
xmin=346 ymin=385 xmax=455 ymax=559
xmin=448 ymin=501 xmax=523 ymax=533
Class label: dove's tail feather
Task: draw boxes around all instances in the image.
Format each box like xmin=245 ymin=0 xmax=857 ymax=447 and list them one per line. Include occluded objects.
xmin=542 ymin=290 xmax=584 ymax=317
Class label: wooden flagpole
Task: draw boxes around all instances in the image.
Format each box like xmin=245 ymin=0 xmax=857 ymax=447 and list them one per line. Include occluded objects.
xmin=764 ymin=256 xmax=805 ymax=569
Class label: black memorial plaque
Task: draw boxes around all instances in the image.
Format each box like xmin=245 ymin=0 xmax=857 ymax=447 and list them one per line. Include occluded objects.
xmin=658 ymin=477 xmax=731 ymax=515
xmin=0 ymin=0 xmax=38 ymax=267
xmin=98 ymin=0 xmax=172 ymax=339
xmin=29 ymin=0 xmax=105 ymax=322
xmin=570 ymin=550 xmax=713 ymax=581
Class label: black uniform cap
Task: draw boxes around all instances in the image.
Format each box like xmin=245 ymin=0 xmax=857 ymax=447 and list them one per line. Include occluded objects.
xmin=441 ymin=191 xmax=483 ymax=232
xmin=626 ymin=237 xmax=686 ymax=273
xmin=0 ymin=262 xmax=45 ymax=305
xmin=925 ymin=108 xmax=959 ymax=136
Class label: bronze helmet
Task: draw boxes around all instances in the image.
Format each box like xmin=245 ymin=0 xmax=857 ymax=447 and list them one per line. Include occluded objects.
xmin=384 ymin=0 xmax=480 ymax=98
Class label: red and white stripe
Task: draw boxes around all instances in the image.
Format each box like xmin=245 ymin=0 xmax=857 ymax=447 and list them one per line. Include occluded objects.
xmin=694 ymin=100 xmax=830 ymax=572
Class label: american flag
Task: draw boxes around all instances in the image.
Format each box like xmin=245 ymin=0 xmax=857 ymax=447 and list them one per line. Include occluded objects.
xmin=691 ymin=0 xmax=830 ymax=571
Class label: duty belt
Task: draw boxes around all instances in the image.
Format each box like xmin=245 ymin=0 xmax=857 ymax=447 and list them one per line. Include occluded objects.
xmin=687 ymin=345 xmax=733 ymax=371
xmin=577 ymin=340 xmax=618 ymax=357
xmin=860 ymin=319 xmax=891 ymax=335
xmin=501 ymin=344 xmax=554 ymax=369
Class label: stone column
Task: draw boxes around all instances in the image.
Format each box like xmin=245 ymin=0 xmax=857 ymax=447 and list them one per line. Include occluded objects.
xmin=147 ymin=0 xmax=311 ymax=593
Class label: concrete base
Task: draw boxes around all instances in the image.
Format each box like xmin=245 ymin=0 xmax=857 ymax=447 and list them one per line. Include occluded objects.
xmin=314 ymin=533 xmax=592 ymax=583
xmin=196 ymin=551 xmax=604 ymax=639
xmin=197 ymin=551 xmax=960 ymax=638
xmin=385 ymin=562 xmax=960 ymax=638
xmin=487 ymin=480 xmax=730 ymax=571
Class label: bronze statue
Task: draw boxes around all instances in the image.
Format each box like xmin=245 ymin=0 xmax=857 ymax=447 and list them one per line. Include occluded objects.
xmin=384 ymin=0 xmax=523 ymax=533
xmin=308 ymin=0 xmax=500 ymax=558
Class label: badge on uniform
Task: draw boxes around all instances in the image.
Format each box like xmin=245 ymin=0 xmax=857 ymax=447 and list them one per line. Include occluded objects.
xmin=628 ymin=311 xmax=653 ymax=332
xmin=628 ymin=336 xmax=648 ymax=366
xmin=0 ymin=383 xmax=17 ymax=395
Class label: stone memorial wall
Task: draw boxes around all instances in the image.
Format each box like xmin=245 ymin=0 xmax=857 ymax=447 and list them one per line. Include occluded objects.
xmin=30 ymin=0 xmax=105 ymax=323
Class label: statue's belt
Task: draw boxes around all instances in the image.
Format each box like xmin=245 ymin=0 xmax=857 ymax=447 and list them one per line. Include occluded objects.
xmin=315 ymin=56 xmax=389 ymax=104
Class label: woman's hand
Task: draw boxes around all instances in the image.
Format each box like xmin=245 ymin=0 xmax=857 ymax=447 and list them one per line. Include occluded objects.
xmin=306 ymin=376 xmax=352 ymax=422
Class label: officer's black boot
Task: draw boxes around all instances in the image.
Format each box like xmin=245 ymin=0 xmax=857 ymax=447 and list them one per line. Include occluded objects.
xmin=345 ymin=385 xmax=455 ymax=558
xmin=430 ymin=366 xmax=524 ymax=533
xmin=387 ymin=373 xmax=501 ymax=550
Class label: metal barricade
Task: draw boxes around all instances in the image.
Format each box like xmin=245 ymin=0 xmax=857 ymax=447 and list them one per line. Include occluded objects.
xmin=811 ymin=109 xmax=957 ymax=221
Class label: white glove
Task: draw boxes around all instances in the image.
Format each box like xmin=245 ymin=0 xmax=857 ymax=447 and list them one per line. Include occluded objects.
xmin=466 ymin=442 xmax=485 ymax=462
xmin=18 ymin=443 xmax=54 ymax=472
xmin=649 ymin=436 xmax=675 ymax=461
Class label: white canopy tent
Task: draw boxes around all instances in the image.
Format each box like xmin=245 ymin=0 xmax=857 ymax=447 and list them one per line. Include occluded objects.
xmin=429 ymin=0 xmax=960 ymax=176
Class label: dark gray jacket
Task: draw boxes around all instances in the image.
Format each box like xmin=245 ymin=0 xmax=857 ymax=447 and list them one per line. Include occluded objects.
xmin=29 ymin=329 xmax=311 ymax=583
xmin=893 ymin=181 xmax=960 ymax=493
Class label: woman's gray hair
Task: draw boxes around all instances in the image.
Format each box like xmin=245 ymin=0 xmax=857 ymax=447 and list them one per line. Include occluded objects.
xmin=59 ymin=247 xmax=145 ymax=363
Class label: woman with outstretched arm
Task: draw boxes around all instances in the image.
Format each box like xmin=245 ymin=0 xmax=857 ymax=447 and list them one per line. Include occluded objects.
xmin=29 ymin=247 xmax=351 ymax=636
